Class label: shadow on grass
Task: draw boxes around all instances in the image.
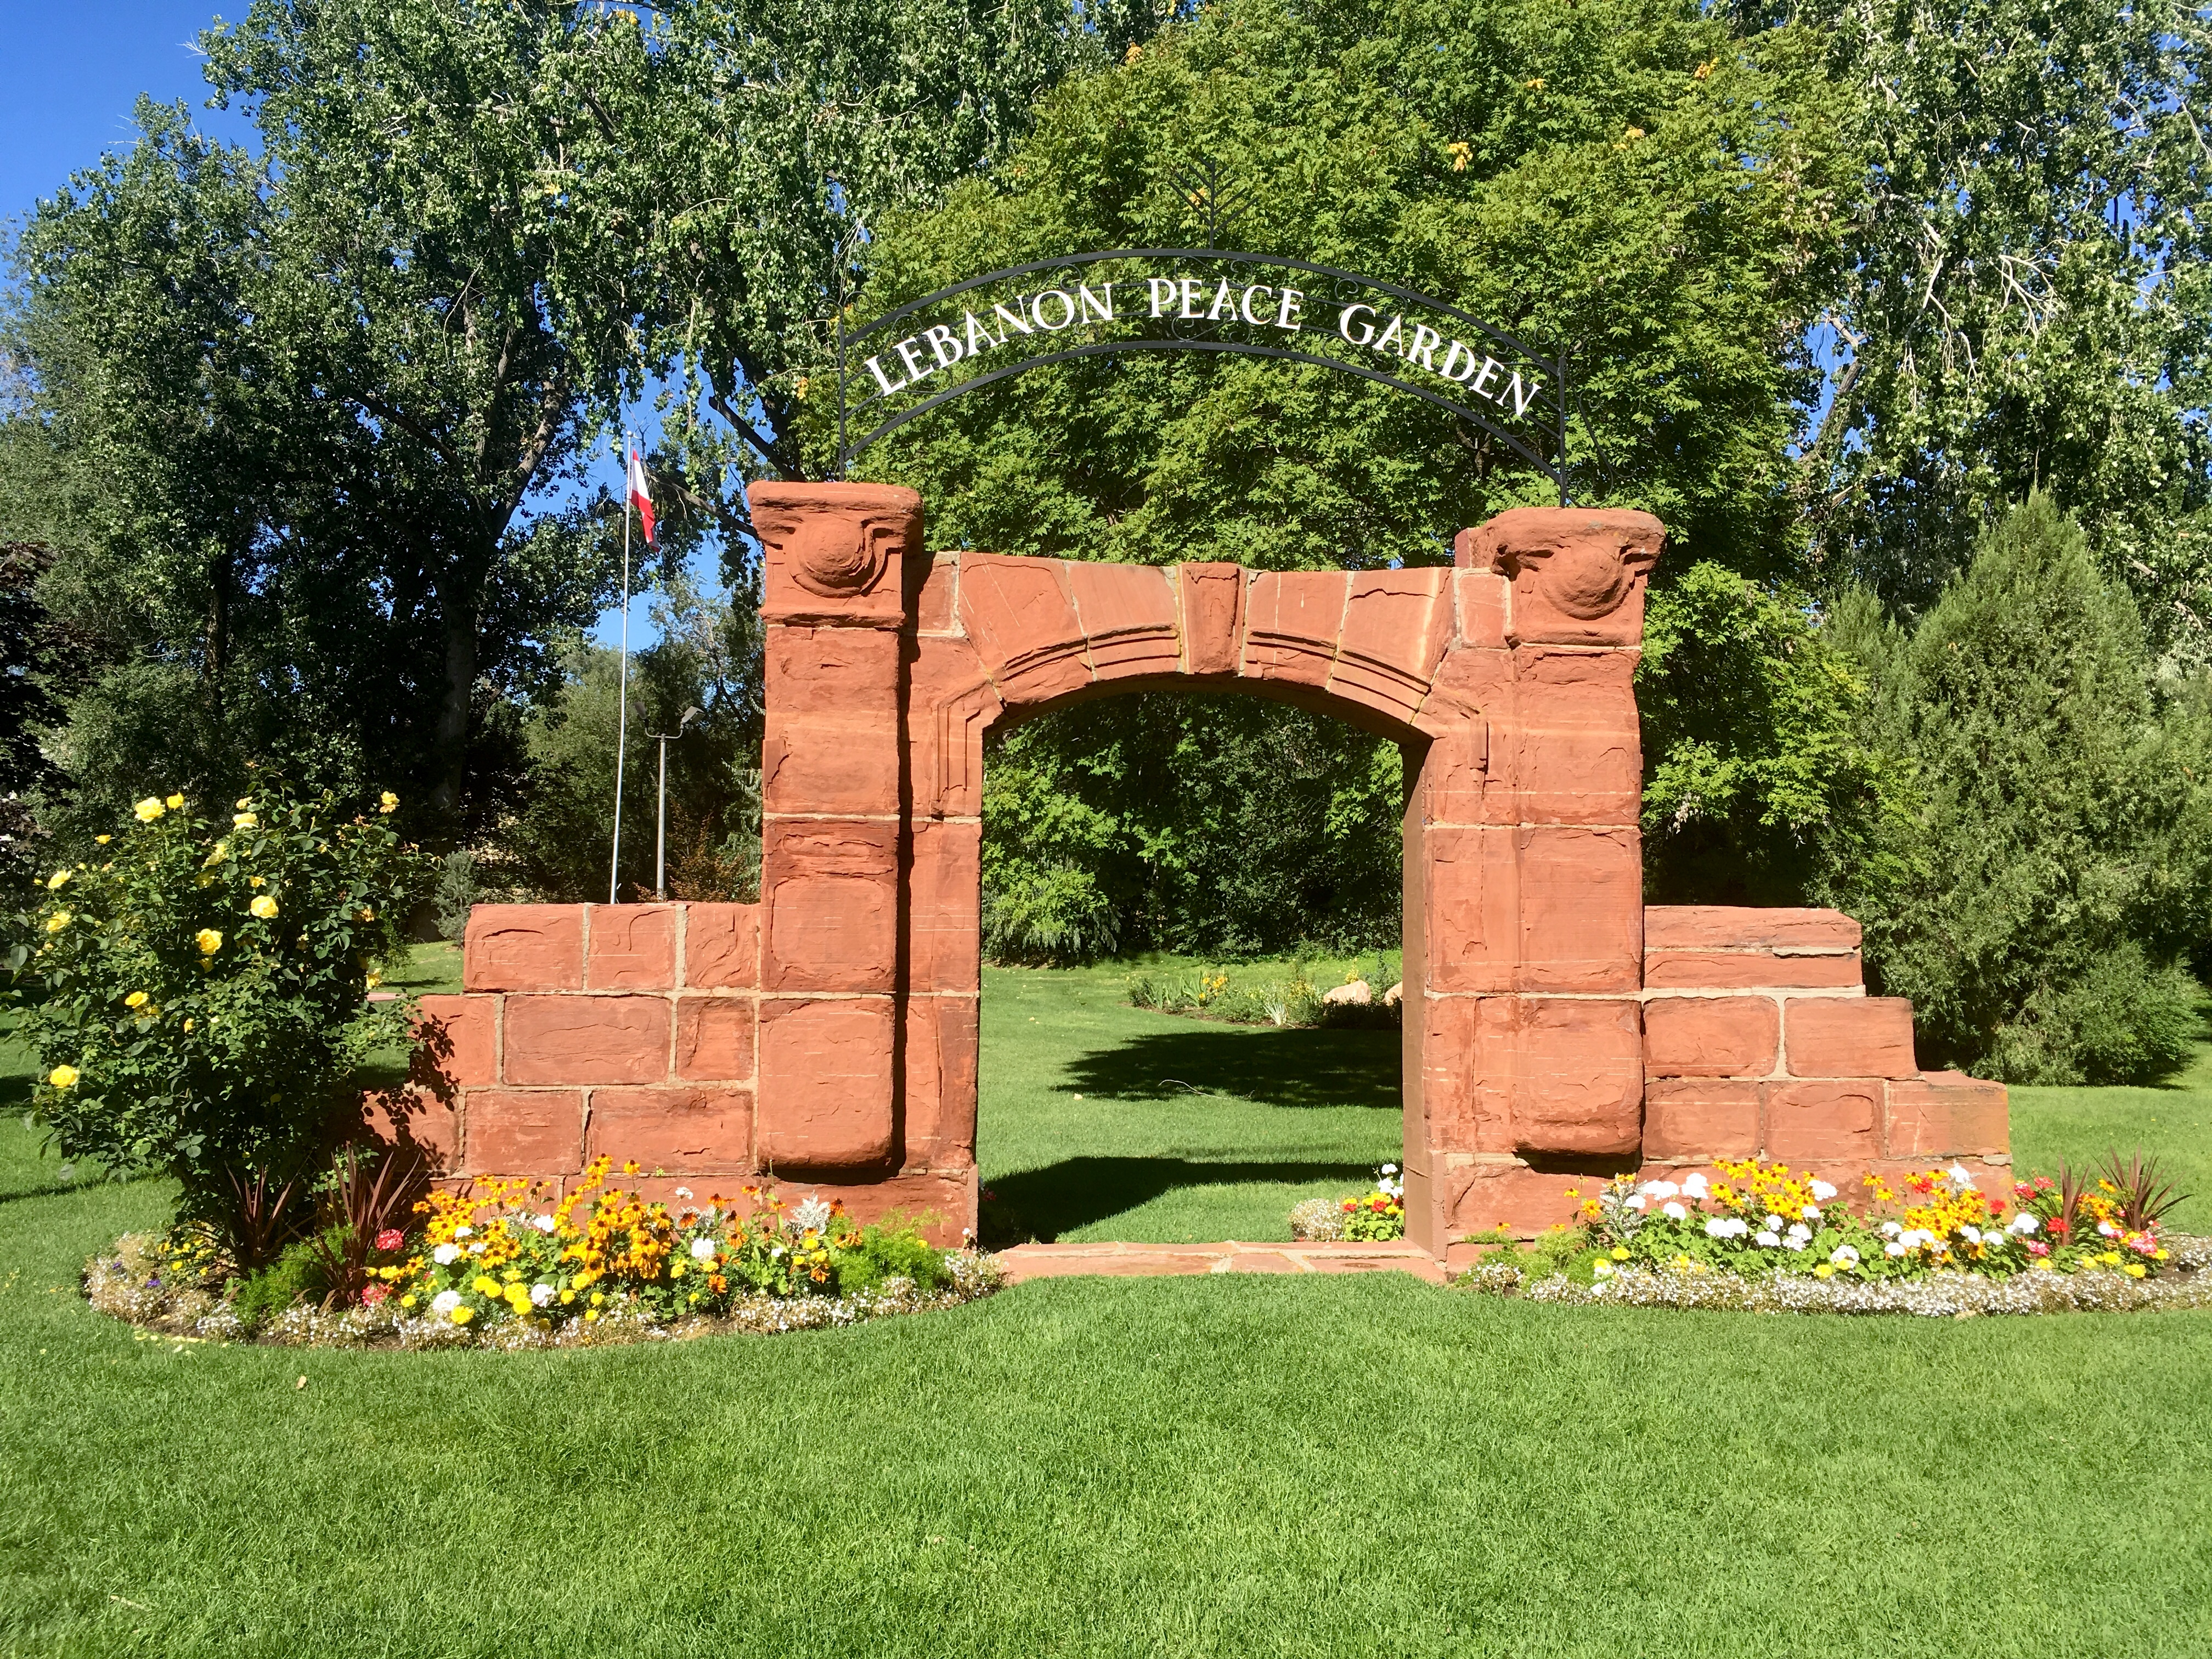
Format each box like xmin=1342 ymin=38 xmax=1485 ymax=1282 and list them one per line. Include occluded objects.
xmin=981 ymin=1155 xmax=1378 ymax=1244
xmin=1060 ymin=1027 xmax=1401 ymax=1113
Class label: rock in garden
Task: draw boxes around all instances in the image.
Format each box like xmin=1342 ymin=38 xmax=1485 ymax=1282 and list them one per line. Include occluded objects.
xmin=1383 ymin=982 xmax=1402 ymax=1007
xmin=1322 ymin=980 xmax=1372 ymax=1006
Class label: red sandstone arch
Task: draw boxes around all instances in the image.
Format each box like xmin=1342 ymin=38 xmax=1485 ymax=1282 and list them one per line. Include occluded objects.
xmin=420 ymin=482 xmax=2012 ymax=1265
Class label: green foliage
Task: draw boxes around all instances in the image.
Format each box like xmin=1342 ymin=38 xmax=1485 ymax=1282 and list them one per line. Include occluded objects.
xmin=1831 ymin=495 xmax=2212 ymax=1083
xmin=984 ymin=695 xmax=1403 ymax=962
xmin=2 ymin=784 xmax=429 ymax=1235
xmin=1639 ymin=561 xmax=1912 ymax=904
xmin=1787 ymin=0 xmax=2212 ymax=641
xmin=860 ymin=0 xmax=1854 ymax=572
xmin=227 ymin=1234 xmax=334 ymax=1332
xmin=832 ymin=1217 xmax=956 ymax=1296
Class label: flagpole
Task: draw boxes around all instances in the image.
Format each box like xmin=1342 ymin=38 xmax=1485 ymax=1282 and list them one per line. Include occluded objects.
xmin=609 ymin=430 xmax=633 ymax=905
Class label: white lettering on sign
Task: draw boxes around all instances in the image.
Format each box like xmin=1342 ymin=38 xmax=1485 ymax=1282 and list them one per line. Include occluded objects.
xmin=857 ymin=272 xmax=1548 ymax=421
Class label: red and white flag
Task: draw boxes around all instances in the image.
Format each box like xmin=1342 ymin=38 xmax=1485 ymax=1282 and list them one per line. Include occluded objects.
xmin=626 ymin=441 xmax=657 ymax=548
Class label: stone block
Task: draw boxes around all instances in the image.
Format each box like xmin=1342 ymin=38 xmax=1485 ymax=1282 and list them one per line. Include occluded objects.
xmin=757 ymin=997 xmax=896 ymax=1170
xmin=1764 ymin=1079 xmax=1881 ymax=1162
xmin=1464 ymin=506 xmax=1664 ymax=647
xmin=1175 ymin=562 xmax=1246 ymax=676
xmin=464 ymin=905 xmax=583 ymax=992
xmin=1643 ymin=996 xmax=1778 ymax=1079
xmin=902 ymin=995 xmax=980 ymax=1166
xmin=361 ymin=1085 xmax=458 ymax=1166
xmin=683 ymin=903 xmax=759 ymax=989
xmin=753 ymin=480 xmax=917 ymax=628
xmin=503 ymin=995 xmax=670 ymax=1086
xmin=464 ymin=1088 xmax=585 ymax=1175
xmin=585 ymin=904 xmax=679 ymax=990
xmin=585 ymin=1084 xmax=754 ymax=1171
xmin=1510 ymin=997 xmax=1644 ymax=1157
xmin=1451 ymin=567 xmax=1511 ymax=651
xmin=958 ymin=554 xmax=1090 ymax=704
xmin=1785 ymin=997 xmax=1918 ymax=1080
xmin=1419 ymin=826 xmax=1517 ymax=994
xmin=1410 ymin=718 xmax=1497 ymax=828
xmin=1418 ymin=994 xmax=1514 ymax=1153
xmin=414 ymin=994 xmax=498 ymax=1088
xmin=905 ymin=635 xmax=1000 ymax=821
xmin=821 ymin=1170 xmax=977 ymax=1246
xmin=1885 ymin=1073 xmax=2009 ymax=1159
xmin=760 ymin=627 xmax=901 ymax=815
xmin=674 ymin=996 xmax=756 ymax=1082
xmin=1504 ymin=648 xmax=1642 ymax=824
xmin=915 ymin=552 xmax=958 ymax=634
xmin=1644 ymin=906 xmax=1862 ymax=952
xmin=1515 ymin=825 xmax=1642 ymax=993
xmin=1645 ymin=950 xmax=1862 ymax=990
xmin=1068 ymin=562 xmax=1180 ymax=681
xmin=908 ymin=818 xmax=981 ymax=993
xmin=1439 ymin=1156 xmax=1598 ymax=1238
xmin=1243 ymin=571 xmax=1347 ymax=689
xmin=1642 ymin=1078 xmax=1763 ymax=1161
xmin=1331 ymin=568 xmax=1451 ymax=726
xmin=760 ymin=819 xmax=899 ymax=994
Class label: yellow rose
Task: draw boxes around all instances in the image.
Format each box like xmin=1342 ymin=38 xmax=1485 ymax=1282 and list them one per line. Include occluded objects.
xmin=196 ymin=928 xmax=223 ymax=954
xmin=235 ymin=797 xmax=253 ymax=810
xmin=46 ymin=870 xmax=69 ymax=890
xmin=134 ymin=797 xmax=164 ymax=822
xmin=47 ymin=1064 xmax=79 ymax=1089
xmin=379 ymin=791 xmax=398 ymax=813
xmin=249 ymin=895 xmax=279 ymax=919
xmin=165 ymin=793 xmax=185 ymax=810
xmin=124 ymin=991 xmax=149 ymax=1009
xmin=233 ymin=812 xmax=258 ymax=830
xmin=45 ymin=912 xmax=70 ymax=932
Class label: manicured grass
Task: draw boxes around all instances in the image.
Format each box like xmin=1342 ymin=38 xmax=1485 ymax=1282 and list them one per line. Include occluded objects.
xmin=2 ymin=969 xmax=2210 ymax=1656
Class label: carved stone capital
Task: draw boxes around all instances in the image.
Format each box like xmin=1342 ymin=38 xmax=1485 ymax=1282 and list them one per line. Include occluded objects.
xmin=752 ymin=481 xmax=922 ymax=627
xmin=1454 ymin=506 xmax=1666 ymax=646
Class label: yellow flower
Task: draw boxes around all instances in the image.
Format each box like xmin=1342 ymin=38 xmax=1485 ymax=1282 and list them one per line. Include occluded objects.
xmin=1444 ymin=140 xmax=1472 ymax=172
xmin=560 ymin=1288 xmax=575 ymax=1304
xmin=590 ymin=1291 xmax=605 ymax=1306
xmin=125 ymin=991 xmax=149 ymax=1009
xmin=196 ymin=928 xmax=223 ymax=954
xmin=584 ymin=1309 xmax=600 ymax=1323
xmin=360 ymin=906 xmax=376 ymax=922
xmin=400 ymin=1295 xmax=416 ymax=1309
xmin=183 ymin=1018 xmax=196 ymax=1032
xmin=473 ymin=1276 xmax=499 ymax=1297
xmin=46 ymin=870 xmax=69 ymax=890
xmin=233 ymin=812 xmax=258 ymax=830
xmin=46 ymin=911 xmax=70 ymax=932
xmin=671 ymin=1261 xmax=686 ymax=1279
xmin=450 ymin=1305 xmax=474 ymax=1325
xmin=47 ymin=1064 xmax=79 ymax=1089
xmin=1610 ymin=1246 xmax=1629 ymax=1261
xmin=94 ymin=834 xmax=110 ymax=845
xmin=379 ymin=791 xmax=398 ymax=813
xmin=235 ymin=797 xmax=253 ymax=810
xmin=249 ymin=894 xmax=279 ymax=919
xmin=134 ymin=797 xmax=165 ymax=822
xmin=2124 ymin=1263 xmax=2147 ymax=1279
xmin=1813 ymin=1263 xmax=1835 ymax=1279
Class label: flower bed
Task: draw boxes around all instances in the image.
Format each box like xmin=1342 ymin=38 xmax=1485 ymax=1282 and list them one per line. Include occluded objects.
xmin=1459 ymin=1156 xmax=2209 ymax=1316
xmin=1290 ymin=1164 xmax=1406 ymax=1241
xmin=87 ymin=1157 xmax=1001 ymax=1348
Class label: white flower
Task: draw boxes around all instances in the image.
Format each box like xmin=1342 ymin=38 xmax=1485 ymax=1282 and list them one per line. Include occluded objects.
xmin=2098 ymin=1221 xmax=2118 ymax=1237
xmin=1755 ymin=1231 xmax=1781 ymax=1248
xmin=1809 ymin=1180 xmax=1838 ymax=1201
xmin=454 ymin=1226 xmax=473 ymax=1239
xmin=1662 ymin=1201 xmax=1688 ymax=1220
xmin=1380 ymin=1163 xmax=1398 ymax=1177
xmin=689 ymin=1236 xmax=717 ymax=1261
xmin=529 ymin=1283 xmax=555 ymax=1307
xmin=1885 ymin=1240 xmax=1909 ymax=1257
xmin=1703 ymin=1217 xmax=1733 ymax=1238
xmin=2009 ymin=1213 xmax=2039 ymax=1234
xmin=793 ymin=1197 xmax=834 ymax=1234
xmin=1830 ymin=1245 xmax=1860 ymax=1266
xmin=1681 ymin=1173 xmax=1709 ymax=1199
xmin=1624 ymin=1195 xmax=1648 ymax=1212
xmin=430 ymin=1290 xmax=461 ymax=1315
xmin=1880 ymin=1220 xmax=1902 ymax=1237
xmin=1800 ymin=1205 xmax=1822 ymax=1221
xmin=674 ymin=1186 xmax=694 ymax=1199
xmin=1764 ymin=1214 xmax=1784 ymax=1231
xmin=532 ymin=1214 xmax=556 ymax=1233
xmin=1785 ymin=1224 xmax=1812 ymax=1250
xmin=1961 ymin=1224 xmax=1983 ymax=1245
xmin=1637 ymin=1181 xmax=1662 ymax=1197
xmin=1593 ymin=1261 xmax=1614 ymax=1279
xmin=1948 ymin=1163 xmax=1977 ymax=1191
xmin=1653 ymin=1181 xmax=1680 ymax=1200
xmin=467 ymin=1242 xmax=484 ymax=1255
xmin=432 ymin=1243 xmax=460 ymax=1265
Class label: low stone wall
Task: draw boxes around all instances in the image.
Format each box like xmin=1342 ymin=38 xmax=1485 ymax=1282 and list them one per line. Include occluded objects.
xmin=1639 ymin=904 xmax=2010 ymax=1188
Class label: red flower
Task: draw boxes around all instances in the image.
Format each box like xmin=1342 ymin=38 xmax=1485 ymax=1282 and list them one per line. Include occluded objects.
xmin=374 ymin=1228 xmax=404 ymax=1253
xmin=2047 ymin=1217 xmax=2071 ymax=1236
xmin=1341 ymin=1200 xmax=1357 ymax=1212
xmin=360 ymin=1283 xmax=390 ymax=1307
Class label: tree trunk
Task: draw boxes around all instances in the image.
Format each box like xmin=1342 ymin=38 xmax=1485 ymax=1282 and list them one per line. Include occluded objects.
xmin=429 ymin=567 xmax=479 ymax=826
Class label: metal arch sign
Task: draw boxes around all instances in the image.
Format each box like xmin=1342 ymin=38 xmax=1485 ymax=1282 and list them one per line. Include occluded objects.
xmin=834 ymin=250 xmax=1576 ymax=502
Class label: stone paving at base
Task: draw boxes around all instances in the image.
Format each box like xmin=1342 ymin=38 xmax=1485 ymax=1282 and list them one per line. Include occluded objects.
xmin=994 ymin=1240 xmax=1447 ymax=1285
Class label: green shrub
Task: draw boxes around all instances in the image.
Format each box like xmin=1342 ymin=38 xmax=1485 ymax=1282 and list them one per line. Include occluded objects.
xmin=833 ymin=1218 xmax=953 ymax=1296
xmin=227 ymin=1234 xmax=334 ymax=1331
xmin=983 ymin=864 xmax=1122 ymax=965
xmin=4 ymin=783 xmax=431 ymax=1260
xmin=1828 ymin=495 xmax=2212 ymax=1084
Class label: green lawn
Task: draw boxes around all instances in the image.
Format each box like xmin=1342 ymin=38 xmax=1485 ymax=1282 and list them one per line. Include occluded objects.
xmin=3 ymin=966 xmax=2210 ymax=1656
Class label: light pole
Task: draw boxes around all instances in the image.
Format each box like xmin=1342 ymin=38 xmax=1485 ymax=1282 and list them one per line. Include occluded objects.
xmin=650 ymin=706 xmax=703 ymax=899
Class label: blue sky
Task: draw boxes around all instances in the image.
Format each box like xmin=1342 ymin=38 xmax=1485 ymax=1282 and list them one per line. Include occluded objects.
xmin=0 ymin=1 xmax=676 ymax=650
